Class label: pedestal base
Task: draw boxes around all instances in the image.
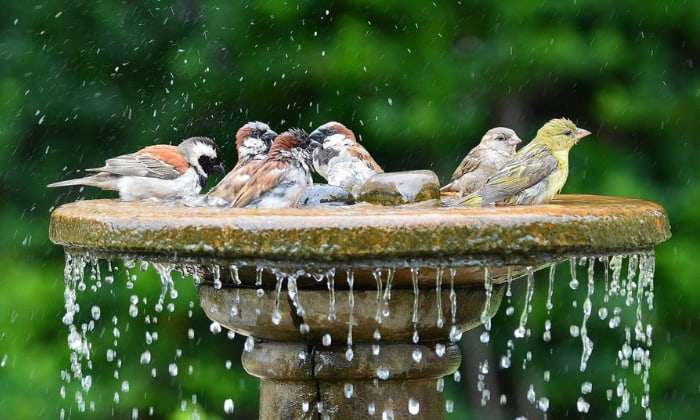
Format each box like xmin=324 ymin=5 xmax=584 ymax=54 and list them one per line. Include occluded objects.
xmin=243 ymin=341 xmax=460 ymax=419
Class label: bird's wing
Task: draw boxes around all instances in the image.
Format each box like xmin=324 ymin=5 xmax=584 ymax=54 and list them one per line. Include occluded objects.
xmin=88 ymin=146 xmax=183 ymax=180
xmin=478 ymin=149 xmax=558 ymax=204
xmin=229 ymin=163 xmax=287 ymax=207
xmin=449 ymin=147 xmax=484 ymax=181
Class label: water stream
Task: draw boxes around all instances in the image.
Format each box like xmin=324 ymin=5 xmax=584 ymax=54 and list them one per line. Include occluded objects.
xmin=60 ymin=252 xmax=656 ymax=418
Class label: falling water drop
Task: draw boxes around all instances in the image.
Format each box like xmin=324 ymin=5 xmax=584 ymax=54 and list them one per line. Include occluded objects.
xmin=224 ymin=399 xmax=234 ymax=414
xmin=435 ymin=343 xmax=445 ymax=357
xmin=373 ymin=268 xmax=384 ymax=324
xmin=408 ymin=397 xmax=420 ymax=415
xmin=322 ymin=334 xmax=332 ymax=346
xmin=168 ymin=363 xmax=178 ymax=376
xmin=579 ymin=257 xmax=595 ymax=372
xmin=327 ymin=269 xmax=337 ymax=321
xmin=448 ymin=268 xmax=457 ymax=325
xmin=514 ymin=267 xmax=535 ymax=338
xmin=412 ymin=349 xmax=423 ymax=363
xmin=344 ymin=383 xmax=354 ymax=398
xmin=346 ymin=270 xmax=355 ymax=361
xmin=435 ymin=267 xmax=444 ymax=328
xmin=410 ymin=267 xmax=420 ymax=343
xmin=569 ymin=257 xmax=580 ymax=289
xmin=244 ymin=336 xmax=255 ymax=352
xmin=577 ymin=397 xmax=590 ymax=413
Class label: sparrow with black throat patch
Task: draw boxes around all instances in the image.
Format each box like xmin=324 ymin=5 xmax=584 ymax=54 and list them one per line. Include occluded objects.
xmin=47 ymin=137 xmax=224 ymax=201
xmin=206 ymin=121 xmax=277 ymax=204
xmin=309 ymin=121 xmax=383 ymax=197
xmin=441 ymin=127 xmax=521 ymax=197
xmin=228 ymin=128 xmax=320 ymax=208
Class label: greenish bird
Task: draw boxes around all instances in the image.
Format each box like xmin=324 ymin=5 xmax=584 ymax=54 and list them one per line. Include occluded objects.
xmin=460 ymin=118 xmax=591 ymax=206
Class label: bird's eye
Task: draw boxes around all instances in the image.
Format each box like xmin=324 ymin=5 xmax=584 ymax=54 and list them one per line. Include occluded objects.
xmin=496 ymin=135 xmax=505 ymax=141
xmin=564 ymin=129 xmax=572 ymax=136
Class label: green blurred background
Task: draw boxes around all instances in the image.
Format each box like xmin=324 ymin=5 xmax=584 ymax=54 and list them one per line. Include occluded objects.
xmin=1 ymin=0 xmax=696 ymax=418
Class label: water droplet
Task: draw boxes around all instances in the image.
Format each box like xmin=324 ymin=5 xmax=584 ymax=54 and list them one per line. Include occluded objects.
xmin=480 ymin=331 xmax=490 ymax=343
xmin=381 ymin=408 xmax=394 ymax=419
xmin=90 ymin=306 xmax=101 ymax=320
xmin=412 ymin=349 xmax=423 ymax=363
xmin=322 ymin=334 xmax=332 ymax=346
xmin=377 ymin=367 xmax=389 ymax=380
xmin=581 ymin=381 xmax=593 ymax=394
xmin=445 ymin=400 xmax=454 ymax=413
xmin=537 ymin=397 xmax=549 ymax=412
xmin=527 ymin=384 xmax=536 ymax=403
xmin=570 ymin=325 xmax=580 ymax=337
xmin=302 ymin=401 xmax=310 ymax=412
xmin=210 ymin=321 xmax=222 ymax=334
xmin=224 ymin=399 xmax=234 ymax=414
xmin=270 ymin=310 xmax=283 ymax=328
xmin=168 ymin=363 xmax=178 ymax=376
xmin=436 ymin=378 xmax=444 ymax=392
xmin=576 ymin=397 xmax=590 ymax=413
xmin=140 ymin=351 xmax=151 ymax=365
xmin=435 ymin=343 xmax=445 ymax=357
xmin=408 ymin=398 xmax=420 ymax=415
xmin=345 ymin=348 xmax=354 ymax=361
xmin=344 ymin=383 xmax=354 ymax=398
xmin=368 ymin=403 xmax=375 ymax=415
xmin=244 ymin=337 xmax=255 ymax=352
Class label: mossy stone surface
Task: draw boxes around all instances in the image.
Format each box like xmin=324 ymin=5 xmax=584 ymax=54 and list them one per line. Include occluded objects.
xmin=50 ymin=194 xmax=671 ymax=268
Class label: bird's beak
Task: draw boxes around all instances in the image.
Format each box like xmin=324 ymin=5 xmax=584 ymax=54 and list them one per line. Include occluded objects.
xmin=509 ymin=135 xmax=522 ymax=146
xmin=575 ymin=128 xmax=592 ymax=141
xmin=263 ymin=130 xmax=278 ymax=142
xmin=309 ymin=138 xmax=322 ymax=151
xmin=309 ymin=129 xmax=325 ymax=143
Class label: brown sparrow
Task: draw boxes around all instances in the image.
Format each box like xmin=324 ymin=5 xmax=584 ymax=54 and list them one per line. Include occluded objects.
xmin=228 ymin=128 xmax=320 ymax=208
xmin=309 ymin=121 xmax=383 ymax=197
xmin=47 ymin=137 xmax=224 ymax=201
xmin=441 ymin=127 xmax=521 ymax=197
xmin=206 ymin=121 xmax=277 ymax=204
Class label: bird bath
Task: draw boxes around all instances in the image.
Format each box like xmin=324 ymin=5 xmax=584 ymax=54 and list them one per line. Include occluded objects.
xmin=49 ymin=194 xmax=670 ymax=418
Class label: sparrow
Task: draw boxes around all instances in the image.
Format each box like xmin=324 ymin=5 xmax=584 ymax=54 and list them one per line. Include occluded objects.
xmin=47 ymin=137 xmax=224 ymax=201
xmin=309 ymin=121 xmax=383 ymax=197
xmin=440 ymin=127 xmax=521 ymax=197
xmin=460 ymin=118 xmax=591 ymax=206
xmin=227 ymin=128 xmax=320 ymax=208
xmin=206 ymin=121 xmax=277 ymax=204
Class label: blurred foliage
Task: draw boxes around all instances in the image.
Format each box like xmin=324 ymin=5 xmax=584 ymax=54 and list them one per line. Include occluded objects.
xmin=1 ymin=0 xmax=697 ymax=418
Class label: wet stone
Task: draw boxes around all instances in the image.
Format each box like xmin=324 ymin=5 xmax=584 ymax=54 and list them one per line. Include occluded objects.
xmin=300 ymin=184 xmax=355 ymax=207
xmin=357 ymin=170 xmax=440 ymax=205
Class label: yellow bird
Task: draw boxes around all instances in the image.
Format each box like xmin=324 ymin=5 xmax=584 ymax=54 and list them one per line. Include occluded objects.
xmin=460 ymin=118 xmax=591 ymax=206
